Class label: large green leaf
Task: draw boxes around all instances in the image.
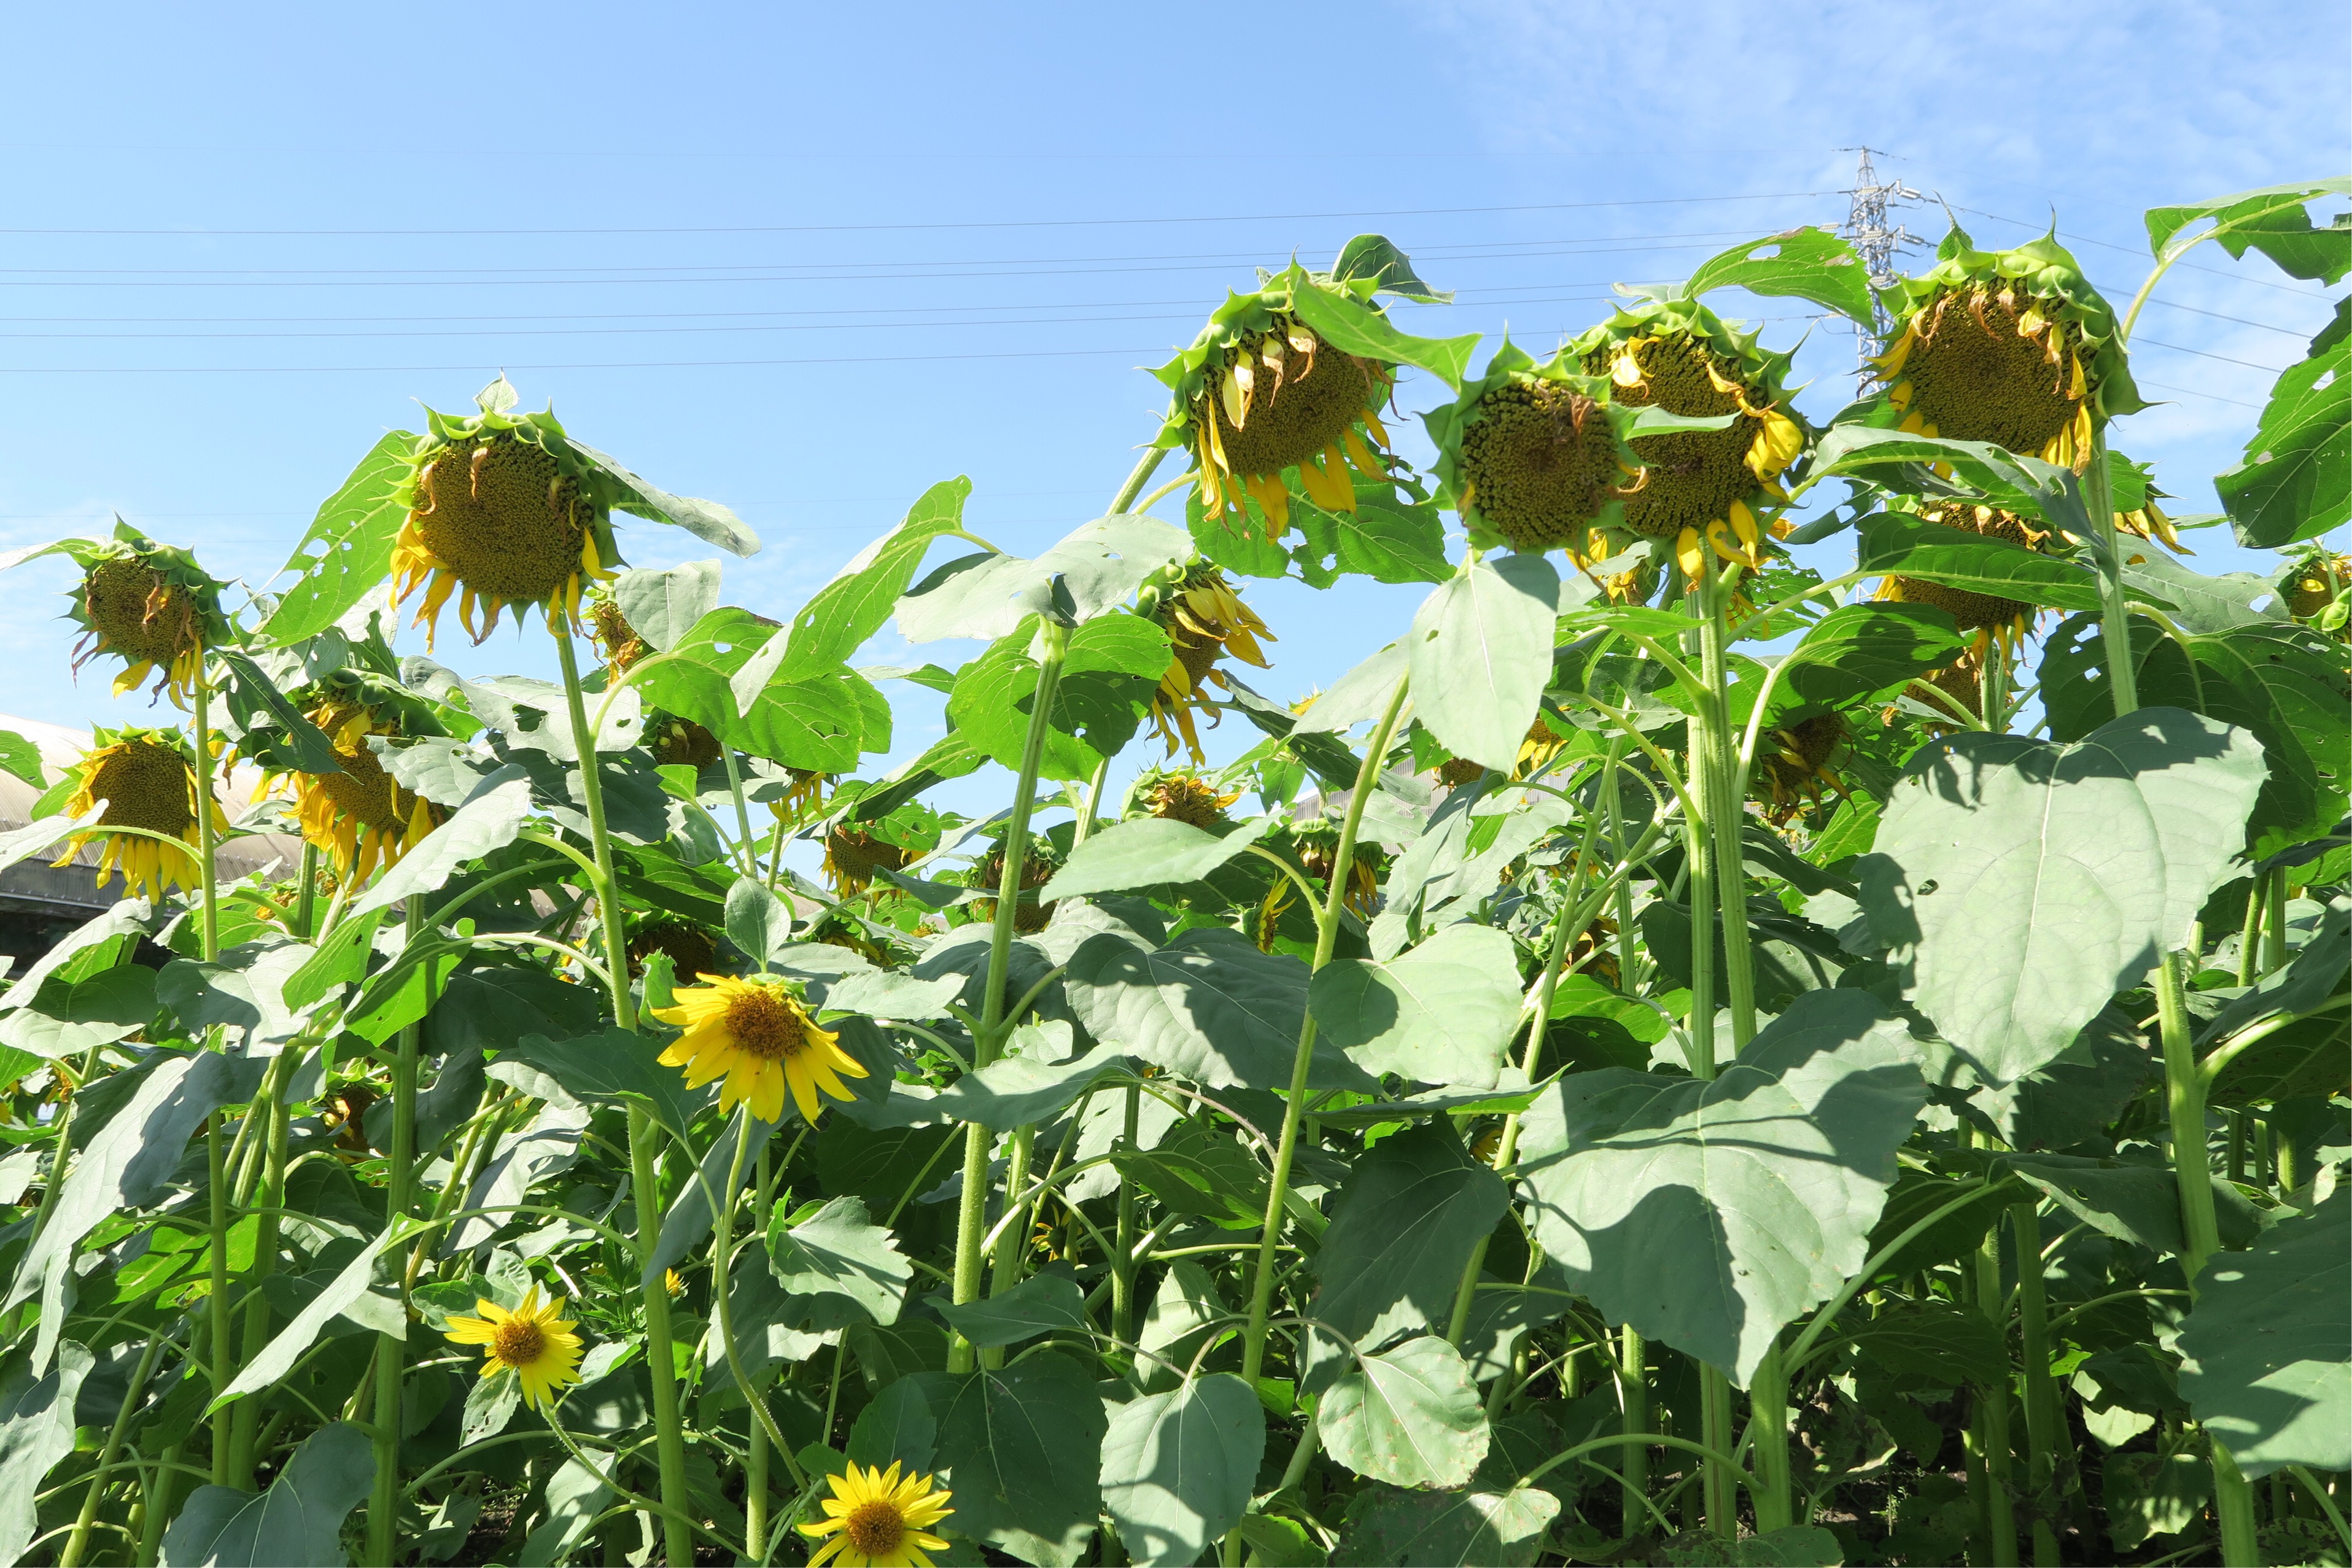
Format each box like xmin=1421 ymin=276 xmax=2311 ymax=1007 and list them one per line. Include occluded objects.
xmin=1042 ymin=815 xmax=1272 ymax=902
xmin=1816 ymin=426 xmax=2094 ymax=537
xmin=213 ymin=1230 xmax=402 ymax=1411
xmin=2178 ymin=1190 xmax=2350 ymax=1477
xmin=850 ymin=1044 xmax=1135 ymax=1135
xmin=1311 ymin=923 xmax=1526 ymax=1089
xmin=1291 ymin=638 xmax=1408 ymax=735
xmin=260 ymin=430 xmax=412 ymax=645
xmin=1098 ymin=1375 xmax=1266 ymax=1567
xmin=1408 ymin=555 xmax=1561 ymax=772
xmin=1065 ymin=928 xmax=1373 ymax=1093
xmin=1310 ymin=1123 xmax=1508 ymax=1359
xmin=1516 ymin=991 xmax=1925 ymax=1381
xmin=1294 ymin=489 xmax=1453 ymax=589
xmin=566 ymin=436 xmax=760 ymax=557
xmin=1339 ymin=1485 xmax=1561 ymax=1567
xmin=946 ymin=614 xmax=1170 ymax=782
xmin=933 ymin=1272 xmax=1089 ymax=1350
xmin=1682 ymin=227 xmax=1875 ymax=324
xmin=896 ymin=513 xmax=1191 ymax=643
xmin=2041 ymin=616 xmax=2348 ymax=858
xmin=1727 ymin=603 xmax=1970 ymax=729
xmin=158 ymin=1422 xmax=375 ymax=1567
xmin=915 ymin=1351 xmax=1107 ymax=1558
xmin=499 ymin=1028 xmax=697 ymax=1143
xmin=0 ymin=1342 xmax=90 ymax=1568
xmin=1857 ymin=708 xmax=2267 ymax=1084
xmin=1319 ymin=1335 xmax=1489 ymax=1489
xmin=780 ymin=478 xmax=969 ymax=677
xmin=612 ymin=560 xmax=723 ymax=653
xmin=2144 ymin=180 xmax=2352 ymax=281
xmin=2218 ymin=296 xmax=2349 ymax=546
xmin=768 ymin=1195 xmax=911 ymax=1327
xmin=1854 ymin=510 xmax=2103 ymax=612
xmin=345 ymin=769 xmax=535 ymax=920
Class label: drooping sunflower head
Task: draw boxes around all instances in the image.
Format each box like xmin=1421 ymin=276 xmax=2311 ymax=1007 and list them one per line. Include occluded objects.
xmin=1288 ymin=818 xmax=1382 ymax=917
xmin=1752 ymin=711 xmax=1853 ymax=824
xmin=1875 ymin=500 xmax=2048 ymax=661
xmin=648 ymin=715 xmax=723 ymax=769
xmin=1874 ymin=227 xmax=2141 ymax=467
xmin=1570 ymin=298 xmax=1806 ymax=583
xmin=823 ymin=824 xmax=913 ymax=895
xmin=1429 ymin=339 xmax=1643 ymax=557
xmin=443 ymin=1286 xmax=585 ymax=1410
xmin=275 ymin=696 xmax=444 ymax=885
xmin=388 ymin=390 xmax=619 ymax=648
xmin=52 ymin=728 xmax=225 ymax=902
xmin=1436 ymin=756 xmax=1487 ymax=790
xmin=648 ymin=972 xmax=870 ymax=1124
xmin=588 ymin=588 xmax=648 ymax=674
xmin=62 ymin=532 xmax=225 ymax=707
xmin=1140 ymin=768 xmax=1241 ymax=828
xmin=801 ymin=1459 xmax=955 ymax=1568
xmin=1138 ymin=562 xmax=1276 ymax=764
xmin=1900 ymin=660 xmax=1983 ymax=729
xmin=1567 ymin=915 xmax=1622 ymax=991
xmin=626 ymin=917 xmax=720 ymax=980
xmin=2284 ymin=550 xmax=2352 ymax=629
xmin=972 ymin=840 xmax=1059 ymax=934
xmin=1515 ymin=711 xmax=1577 ymax=781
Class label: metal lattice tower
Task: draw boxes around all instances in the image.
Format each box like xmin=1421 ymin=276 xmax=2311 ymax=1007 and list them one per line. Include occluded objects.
xmin=1838 ymin=147 xmax=1921 ymax=378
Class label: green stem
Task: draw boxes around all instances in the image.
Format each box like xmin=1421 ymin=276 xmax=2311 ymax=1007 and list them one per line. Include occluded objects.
xmin=949 ymin=619 xmax=1071 ymax=1372
xmin=745 ymin=1141 xmax=774 ymax=1566
xmin=1620 ymin=1327 xmax=1651 ymax=1534
xmin=136 ymin=1440 xmax=183 ymax=1567
xmin=2083 ymin=425 xmax=2139 ymax=719
xmin=2236 ymin=874 xmax=2267 ymax=985
xmin=720 ymin=745 xmax=761 ymax=879
xmin=2156 ymin=950 xmax=2261 ymax=1566
xmin=364 ymin=901 xmax=425 ymax=1566
xmin=1971 ymin=1144 xmax=2019 ymax=1566
xmin=1239 ymin=669 xmax=1409 ymax=1386
xmin=225 ymin=1043 xmax=300 ymax=1484
xmin=59 ymin=1333 xmax=163 ymax=1567
xmin=1111 ymin=1084 xmax=1141 ymax=1348
xmin=1747 ymin=1341 xmax=1793 ymax=1533
xmin=2013 ymin=1202 xmax=2060 ymax=1565
xmin=1108 ymin=446 xmax=1170 ymax=514
xmin=553 ymin=625 xmax=697 ymax=1567
xmin=1698 ymin=556 xmax=1759 ymax=1053
xmin=189 ymin=668 xmax=241 ymax=1486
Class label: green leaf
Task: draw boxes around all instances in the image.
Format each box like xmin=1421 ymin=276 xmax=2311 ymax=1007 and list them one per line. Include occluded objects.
xmin=212 ymin=648 xmax=344 ymax=774
xmin=932 ymin=1271 xmax=1089 ymax=1350
xmin=723 ymin=874 xmax=795 ymax=966
xmin=1332 ymin=235 xmax=1453 ymax=303
xmin=2178 ymin=1189 xmax=2350 ymax=1477
xmin=1294 ymin=490 xmax=1454 ymax=588
xmin=1292 ymin=638 xmax=1409 ymax=735
xmin=769 ymin=1194 xmax=912 ymax=1327
xmin=1319 ymin=1335 xmax=1489 ymax=1489
xmin=1339 ymin=1485 xmax=1561 ymax=1568
xmin=516 ymin=1454 xmax=613 ymax=1567
xmin=213 ymin=1230 xmax=402 ymax=1411
xmin=1310 ymin=1124 xmax=1508 ymax=1359
xmin=1115 ymin=1119 xmax=1272 ymax=1231
xmin=2041 ymin=616 xmax=2348 ymax=858
xmin=0 ymin=729 xmax=41 ymax=789
xmin=2145 ymin=180 xmax=2352 ymax=280
xmin=613 ymin=561 xmax=723 ymax=653
xmin=2119 ymin=554 xmax=2289 ymax=635
xmin=1065 ymin=927 xmax=1373 ymax=1093
xmin=890 ymin=1043 xmax=1136 ymax=1134
xmin=1844 ymin=1299 xmax=2006 ymax=1387
xmin=260 ymin=430 xmax=411 ymax=645
xmin=1662 ymin=1525 xmax=1849 ymax=1565
xmin=2003 ymin=1155 xmax=2185 ymax=1256
xmin=345 ymin=768 xmax=535 ymax=921
xmin=1855 ymin=510 xmax=2103 ymax=613
xmin=1311 ymin=924 xmax=1526 ymax=1089
xmin=1857 ymin=708 xmax=2268 ymax=1084
xmin=158 ymin=1422 xmax=375 ymax=1568
xmin=896 ymin=513 xmax=1192 ymax=643
xmin=847 ymin=1377 xmax=937 ymax=1474
xmin=500 ymin=1028 xmax=697 ymax=1143
xmin=1516 ymin=991 xmax=1927 ymax=1381
xmin=1409 ymin=556 xmax=1561 ymax=772
xmin=782 ymin=479 xmax=971 ymax=675
xmin=0 ymin=805 xmax=101 ymax=882
xmin=1285 ymin=281 xmax=1480 ymax=388
xmin=915 ymin=1351 xmax=1108 ymax=1556
xmin=947 ymin=615 xmax=1170 ymax=782
xmin=1682 ymin=227 xmax=1875 ymax=324
xmin=567 ymin=437 xmax=760 ymax=557
xmin=0 ymin=1342 xmax=90 ymax=1568
xmin=1728 ymin=604 xmax=1971 ymax=729
xmin=1042 ymin=815 xmax=1273 ymax=902
xmin=2218 ymin=295 xmax=2348 ymax=546
xmin=1100 ymin=1375 xmax=1267 ymax=1567
xmin=1815 ymin=426 xmax=2094 ymax=536
xmin=2103 ymin=1448 xmax=2210 ymax=1553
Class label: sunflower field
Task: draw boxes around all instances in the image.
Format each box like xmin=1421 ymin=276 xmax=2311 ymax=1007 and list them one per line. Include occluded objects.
xmin=0 ymin=177 xmax=2342 ymax=1568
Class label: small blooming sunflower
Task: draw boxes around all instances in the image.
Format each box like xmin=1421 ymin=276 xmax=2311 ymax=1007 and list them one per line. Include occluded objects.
xmin=1874 ymin=227 xmax=2141 ymax=469
xmin=1141 ymin=565 xmax=1275 ymax=763
xmin=650 ymin=973 xmax=869 ymax=1124
xmin=801 ymin=1461 xmax=955 ymax=1568
xmin=52 ymin=729 xmax=227 ymax=902
xmin=444 ymin=1286 xmax=584 ymax=1409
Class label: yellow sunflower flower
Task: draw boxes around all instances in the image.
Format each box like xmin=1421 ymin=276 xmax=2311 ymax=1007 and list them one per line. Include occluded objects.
xmin=1143 ymin=566 xmax=1275 ymax=764
xmin=443 ymin=1286 xmax=584 ymax=1409
xmin=52 ymin=730 xmax=226 ymax=902
xmin=389 ymin=424 xmax=616 ymax=648
xmin=1873 ymin=227 xmax=2141 ymax=470
xmin=823 ymin=825 xmax=912 ymax=895
xmin=1569 ymin=300 xmax=1806 ymax=585
xmin=1751 ymin=712 xmax=1853 ymax=824
xmin=648 ymin=973 xmax=869 ymax=1124
xmin=1875 ymin=501 xmax=2047 ymax=662
xmin=1515 ymin=715 xmax=1575 ymax=781
xmin=1141 ymin=769 xmax=1241 ymax=828
xmin=274 ymin=701 xmax=442 ymax=885
xmin=71 ymin=549 xmax=209 ymax=706
xmin=801 ymin=1461 xmax=955 ymax=1568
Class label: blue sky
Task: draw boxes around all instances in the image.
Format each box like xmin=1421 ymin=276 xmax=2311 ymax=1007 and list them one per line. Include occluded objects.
xmin=1 ymin=1 xmax=2343 ymax=821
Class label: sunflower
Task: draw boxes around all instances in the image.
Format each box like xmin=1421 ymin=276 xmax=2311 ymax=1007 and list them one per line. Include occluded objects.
xmin=388 ymin=403 xmax=618 ymax=647
xmin=1874 ymin=227 xmax=2141 ymax=469
xmin=70 ymin=548 xmax=215 ymax=706
xmin=649 ymin=972 xmax=869 ymax=1124
xmin=1515 ymin=714 xmax=1575 ymax=780
xmin=662 ymin=1268 xmax=686 ymax=1299
xmin=588 ymin=589 xmax=647 ymax=672
xmin=1900 ymin=661 xmax=1983 ymax=729
xmin=626 ymin=918 xmax=720 ymax=980
xmin=1436 ymin=756 xmax=1486 ymax=789
xmin=1752 ymin=712 xmax=1852 ymax=823
xmin=2286 ymin=551 xmax=2351 ymax=629
xmin=648 ymin=715 xmax=722 ymax=769
xmin=1142 ymin=769 xmax=1241 ymax=828
xmin=972 ymin=844 xmax=1057 ymax=934
xmin=1290 ymin=820 xmax=1381 ymax=917
xmin=443 ymin=1286 xmax=584 ymax=1409
xmin=1570 ymin=299 xmax=1806 ymax=583
xmin=1567 ymin=915 xmax=1622 ymax=990
xmin=824 ymin=825 xmax=912 ymax=895
xmin=1427 ymin=339 xmax=1643 ymax=556
xmin=1141 ymin=565 xmax=1275 ymax=763
xmin=774 ymin=767 xmax=833 ymax=819
xmin=801 ymin=1461 xmax=955 ymax=1568
xmin=52 ymin=729 xmax=225 ymax=902
xmin=276 ymin=700 xmax=443 ymax=884
xmin=1876 ymin=501 xmax=2047 ymax=661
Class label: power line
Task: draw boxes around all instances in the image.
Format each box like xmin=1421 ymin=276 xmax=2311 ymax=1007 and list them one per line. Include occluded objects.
xmin=2130 ymin=338 xmax=2290 ymax=373
xmin=1952 ymin=204 xmax=2337 ymax=297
